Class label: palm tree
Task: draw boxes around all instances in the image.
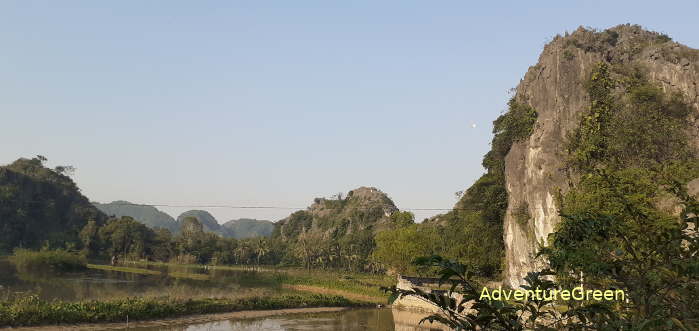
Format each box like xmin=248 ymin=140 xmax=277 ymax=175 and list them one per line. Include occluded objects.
xmin=252 ymin=237 xmax=270 ymax=267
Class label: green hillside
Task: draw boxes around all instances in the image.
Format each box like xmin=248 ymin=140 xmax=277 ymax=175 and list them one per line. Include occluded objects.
xmin=93 ymin=201 xmax=178 ymax=232
xmin=0 ymin=157 xmax=107 ymax=253
xmin=222 ymin=218 xmax=274 ymax=239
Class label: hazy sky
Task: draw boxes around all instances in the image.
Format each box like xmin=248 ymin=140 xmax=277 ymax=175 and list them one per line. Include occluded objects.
xmin=2 ymin=1 xmax=698 ymax=223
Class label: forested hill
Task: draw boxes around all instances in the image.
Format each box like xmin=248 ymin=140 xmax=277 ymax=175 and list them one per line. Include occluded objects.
xmin=371 ymin=25 xmax=699 ymax=283
xmin=271 ymin=186 xmax=403 ymax=271
xmin=222 ymin=218 xmax=274 ymax=239
xmin=0 ymin=157 xmax=107 ymax=252
xmin=93 ymin=201 xmax=178 ymax=232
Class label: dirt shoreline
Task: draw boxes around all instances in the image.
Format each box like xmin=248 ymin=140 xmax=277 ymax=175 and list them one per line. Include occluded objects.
xmin=1 ymin=307 xmax=352 ymax=331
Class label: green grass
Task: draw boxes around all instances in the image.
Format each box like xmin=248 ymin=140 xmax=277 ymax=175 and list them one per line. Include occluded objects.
xmin=169 ymin=271 xmax=209 ymax=281
xmin=86 ymin=264 xmax=161 ymax=275
xmin=0 ymin=293 xmax=366 ymax=327
xmin=273 ymin=271 xmax=393 ymax=299
xmin=96 ymin=261 xmax=394 ymax=302
xmin=10 ymin=249 xmax=86 ymax=272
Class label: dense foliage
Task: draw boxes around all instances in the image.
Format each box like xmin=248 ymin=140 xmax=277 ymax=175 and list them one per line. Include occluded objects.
xmin=373 ymin=99 xmax=538 ymax=277
xmin=77 ymin=215 xmax=280 ymax=267
xmin=271 ymin=188 xmax=399 ymax=272
xmin=371 ymin=222 xmax=444 ymax=274
xmin=386 ymin=51 xmax=698 ymax=330
xmin=387 ymin=181 xmax=698 ymax=330
xmin=385 ymin=255 xmax=679 ymax=331
xmin=0 ymin=157 xmax=107 ymax=252
xmin=566 ymin=63 xmax=694 ymax=171
xmin=540 ymin=61 xmax=699 ymax=328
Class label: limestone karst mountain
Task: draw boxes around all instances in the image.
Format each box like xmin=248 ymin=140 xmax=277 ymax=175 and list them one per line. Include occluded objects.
xmin=496 ymin=25 xmax=699 ymax=286
xmin=93 ymin=201 xmax=178 ymax=232
xmin=176 ymin=210 xmax=225 ymax=235
xmin=274 ymin=186 xmax=398 ymax=241
xmin=272 ymin=187 xmax=400 ymax=269
xmin=222 ymin=218 xmax=274 ymax=239
xmin=92 ymin=203 xmax=274 ymax=239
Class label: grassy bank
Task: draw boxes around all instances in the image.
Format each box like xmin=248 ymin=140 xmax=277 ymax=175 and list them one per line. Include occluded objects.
xmin=0 ymin=293 xmax=365 ymax=327
xmin=272 ymin=271 xmax=393 ymax=300
xmin=87 ymin=264 xmax=161 ymax=275
xmin=128 ymin=261 xmax=394 ymax=301
xmin=9 ymin=249 xmax=86 ymax=272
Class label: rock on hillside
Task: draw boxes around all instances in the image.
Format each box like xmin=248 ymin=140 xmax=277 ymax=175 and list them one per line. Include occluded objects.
xmin=222 ymin=218 xmax=274 ymax=239
xmin=274 ymin=187 xmax=398 ymax=241
xmin=176 ymin=210 xmax=230 ymax=237
xmin=503 ymin=25 xmax=699 ymax=287
xmin=93 ymin=201 xmax=178 ymax=232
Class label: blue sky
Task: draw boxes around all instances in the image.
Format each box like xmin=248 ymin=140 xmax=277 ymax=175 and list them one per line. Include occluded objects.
xmin=2 ymin=1 xmax=698 ymax=223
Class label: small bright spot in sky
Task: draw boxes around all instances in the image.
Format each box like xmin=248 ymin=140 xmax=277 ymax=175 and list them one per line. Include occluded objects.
xmin=471 ymin=123 xmax=477 ymax=128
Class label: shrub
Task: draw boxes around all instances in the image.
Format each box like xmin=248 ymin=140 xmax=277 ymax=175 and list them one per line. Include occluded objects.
xmin=9 ymin=249 xmax=86 ymax=272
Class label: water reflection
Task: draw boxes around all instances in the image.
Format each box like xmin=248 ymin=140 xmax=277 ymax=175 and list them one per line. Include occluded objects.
xmin=1 ymin=259 xmax=450 ymax=330
xmin=121 ymin=309 xmax=448 ymax=331
xmin=0 ymin=258 xmax=281 ymax=301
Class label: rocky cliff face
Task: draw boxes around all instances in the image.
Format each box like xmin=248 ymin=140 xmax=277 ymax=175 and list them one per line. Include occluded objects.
xmin=503 ymin=25 xmax=699 ymax=287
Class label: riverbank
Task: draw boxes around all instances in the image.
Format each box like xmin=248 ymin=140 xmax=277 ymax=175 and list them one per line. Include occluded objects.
xmin=1 ymin=307 xmax=355 ymax=330
xmin=95 ymin=261 xmax=393 ymax=302
xmin=0 ymin=294 xmax=367 ymax=328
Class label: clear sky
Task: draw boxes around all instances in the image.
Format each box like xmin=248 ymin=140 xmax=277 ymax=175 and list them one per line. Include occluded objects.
xmin=2 ymin=1 xmax=698 ymax=223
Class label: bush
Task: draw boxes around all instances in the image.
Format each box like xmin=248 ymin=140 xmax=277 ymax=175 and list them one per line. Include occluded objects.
xmin=9 ymin=249 xmax=86 ymax=272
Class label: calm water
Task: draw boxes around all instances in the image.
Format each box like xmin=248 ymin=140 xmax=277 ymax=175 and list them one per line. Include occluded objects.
xmin=0 ymin=258 xmax=282 ymax=301
xmin=0 ymin=259 xmax=445 ymax=330
xmin=117 ymin=308 xmax=447 ymax=331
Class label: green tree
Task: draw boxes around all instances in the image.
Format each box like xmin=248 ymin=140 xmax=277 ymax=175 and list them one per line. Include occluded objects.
xmin=98 ymin=216 xmax=156 ymax=259
xmin=539 ymin=168 xmax=699 ymax=328
xmin=78 ymin=220 xmax=100 ymax=257
xmin=372 ymin=224 xmax=442 ymax=275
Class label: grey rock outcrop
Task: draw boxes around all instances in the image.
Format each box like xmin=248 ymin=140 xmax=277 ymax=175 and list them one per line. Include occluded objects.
xmin=503 ymin=25 xmax=699 ymax=287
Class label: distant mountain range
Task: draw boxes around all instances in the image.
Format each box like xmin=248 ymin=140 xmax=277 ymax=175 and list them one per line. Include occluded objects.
xmin=92 ymin=201 xmax=178 ymax=232
xmin=222 ymin=218 xmax=274 ymax=239
xmin=92 ymin=201 xmax=272 ymax=239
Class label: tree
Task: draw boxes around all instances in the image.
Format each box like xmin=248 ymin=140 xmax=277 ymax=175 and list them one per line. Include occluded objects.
xmin=151 ymin=228 xmax=175 ymax=262
xmin=98 ymin=216 xmax=155 ymax=259
xmin=251 ymin=237 xmax=270 ymax=266
xmin=234 ymin=241 xmax=253 ymax=265
xmin=79 ymin=220 xmax=100 ymax=257
xmin=372 ymin=224 xmax=441 ymax=275
xmin=54 ymin=165 xmax=76 ymax=177
xmin=539 ymin=169 xmax=699 ymax=328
